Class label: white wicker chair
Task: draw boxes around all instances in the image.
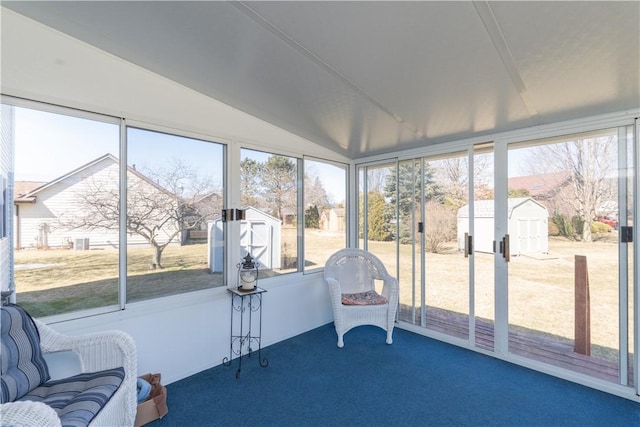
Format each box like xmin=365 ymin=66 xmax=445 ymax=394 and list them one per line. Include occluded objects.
xmin=324 ymin=248 xmax=399 ymax=348
xmin=1 ymin=313 xmax=137 ymax=427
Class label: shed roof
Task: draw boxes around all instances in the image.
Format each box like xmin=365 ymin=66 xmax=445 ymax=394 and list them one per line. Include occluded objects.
xmin=457 ymin=197 xmax=547 ymax=218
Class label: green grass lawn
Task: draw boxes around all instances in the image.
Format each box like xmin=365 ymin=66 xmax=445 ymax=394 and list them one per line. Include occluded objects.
xmin=13 ymin=231 xmax=628 ymax=364
xmin=14 ymin=243 xmax=220 ymax=317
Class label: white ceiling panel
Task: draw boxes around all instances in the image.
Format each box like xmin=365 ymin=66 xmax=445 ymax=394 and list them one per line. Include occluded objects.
xmin=244 ymin=1 xmax=534 ymax=139
xmin=2 ymin=1 xmax=639 ymax=159
xmin=490 ymin=1 xmax=640 ymax=120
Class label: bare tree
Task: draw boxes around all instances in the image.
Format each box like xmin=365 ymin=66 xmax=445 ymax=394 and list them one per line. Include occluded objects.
xmin=524 ymin=136 xmax=617 ymax=242
xmin=60 ymin=160 xmax=220 ymax=268
xmin=434 ymin=154 xmax=493 ymax=209
xmin=304 ymin=175 xmax=330 ymax=209
xmin=363 ymin=167 xmax=389 ymax=194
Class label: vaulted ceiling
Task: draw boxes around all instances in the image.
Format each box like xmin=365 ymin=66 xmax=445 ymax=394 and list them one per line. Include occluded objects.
xmin=3 ymin=1 xmax=639 ymax=159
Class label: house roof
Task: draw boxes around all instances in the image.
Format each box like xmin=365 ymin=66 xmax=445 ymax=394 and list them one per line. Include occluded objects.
xmin=13 ymin=181 xmax=46 ymax=203
xmin=331 ymin=208 xmax=345 ymax=218
xmin=4 ymin=1 xmax=638 ymax=159
xmin=17 ymin=154 xmax=120 ymax=200
xmin=458 ymin=197 xmax=547 ymax=218
xmin=14 ymin=154 xmax=176 ymax=203
xmin=508 ymin=172 xmax=571 ymax=199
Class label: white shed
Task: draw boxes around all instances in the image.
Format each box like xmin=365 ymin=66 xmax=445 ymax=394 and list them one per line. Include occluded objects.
xmin=209 ymin=206 xmax=282 ymax=272
xmin=457 ymin=197 xmax=548 ymax=256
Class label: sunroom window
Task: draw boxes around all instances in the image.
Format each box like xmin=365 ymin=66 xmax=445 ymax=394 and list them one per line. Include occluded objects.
xmin=240 ymin=148 xmax=300 ymax=276
xmin=3 ymin=101 xmax=228 ymax=317
xmin=125 ymin=127 xmax=225 ymax=303
xmin=9 ymin=105 xmax=121 ymax=317
xmin=3 ymin=99 xmax=349 ymax=320
xmin=303 ymin=158 xmax=347 ymax=273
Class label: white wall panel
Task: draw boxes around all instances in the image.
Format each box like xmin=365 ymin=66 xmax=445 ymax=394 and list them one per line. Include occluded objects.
xmin=1 ymin=8 xmax=335 ymax=384
xmin=0 ymin=9 xmax=349 ymax=164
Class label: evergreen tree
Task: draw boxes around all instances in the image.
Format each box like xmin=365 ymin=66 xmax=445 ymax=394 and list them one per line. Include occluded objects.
xmin=359 ymin=191 xmax=392 ymax=241
xmin=383 ymin=162 xmax=443 ymax=243
xmin=260 ymin=156 xmax=297 ymax=220
xmin=305 ymin=205 xmax=320 ymax=228
xmin=240 ymin=158 xmax=261 ymax=207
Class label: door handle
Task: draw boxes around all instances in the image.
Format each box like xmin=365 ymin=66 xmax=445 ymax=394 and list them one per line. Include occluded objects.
xmin=464 ymin=233 xmax=473 ymax=258
xmin=502 ymin=234 xmax=510 ymax=262
xmin=464 ymin=232 xmax=469 ymax=257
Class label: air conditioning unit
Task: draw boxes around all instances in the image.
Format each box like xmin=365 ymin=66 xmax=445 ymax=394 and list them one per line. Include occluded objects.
xmin=73 ymin=238 xmax=90 ymax=251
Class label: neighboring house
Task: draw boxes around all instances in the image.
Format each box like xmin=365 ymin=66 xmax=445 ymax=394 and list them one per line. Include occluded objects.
xmin=508 ymin=172 xmax=573 ymax=217
xmin=508 ymin=172 xmax=619 ymax=222
xmin=13 ymin=154 xmax=180 ymax=250
xmin=319 ymin=208 xmax=345 ymax=232
xmin=457 ymin=197 xmax=549 ymax=256
xmin=184 ymin=191 xmax=222 ymax=242
xmin=280 ymin=207 xmax=296 ymax=226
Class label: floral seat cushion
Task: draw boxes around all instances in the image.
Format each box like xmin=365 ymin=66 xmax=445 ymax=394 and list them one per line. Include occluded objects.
xmin=341 ymin=290 xmax=387 ymax=306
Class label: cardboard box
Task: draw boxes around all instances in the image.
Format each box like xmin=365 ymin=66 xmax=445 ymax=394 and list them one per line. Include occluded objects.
xmin=134 ymin=374 xmax=168 ymax=427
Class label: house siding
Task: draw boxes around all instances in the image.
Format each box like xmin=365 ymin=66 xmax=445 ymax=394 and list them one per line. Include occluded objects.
xmin=16 ymin=157 xmax=179 ymax=249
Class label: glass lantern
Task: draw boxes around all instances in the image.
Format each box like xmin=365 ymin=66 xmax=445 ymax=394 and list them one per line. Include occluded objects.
xmin=237 ymin=253 xmax=259 ymax=291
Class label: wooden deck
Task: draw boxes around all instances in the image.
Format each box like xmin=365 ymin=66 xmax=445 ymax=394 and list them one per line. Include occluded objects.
xmin=398 ymin=305 xmax=632 ymax=385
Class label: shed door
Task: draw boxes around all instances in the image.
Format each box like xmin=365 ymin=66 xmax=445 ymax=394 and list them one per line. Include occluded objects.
xmin=240 ymin=220 xmax=271 ymax=269
xmin=516 ymin=217 xmax=541 ymax=254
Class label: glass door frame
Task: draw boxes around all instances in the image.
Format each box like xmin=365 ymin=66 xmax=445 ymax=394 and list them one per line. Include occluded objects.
xmin=359 ymin=147 xmax=491 ymax=349
xmin=355 ymin=112 xmax=638 ymax=397
xmin=494 ymin=121 xmax=638 ymax=394
xmin=355 ymin=158 xmax=400 ymax=278
xmin=634 ymin=118 xmax=640 ymax=394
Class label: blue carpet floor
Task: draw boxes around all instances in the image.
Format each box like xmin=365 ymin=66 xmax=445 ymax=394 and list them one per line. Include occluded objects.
xmin=149 ymin=324 xmax=640 ymax=426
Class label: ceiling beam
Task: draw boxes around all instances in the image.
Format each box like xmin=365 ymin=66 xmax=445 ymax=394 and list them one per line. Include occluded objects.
xmin=473 ymin=1 xmax=539 ymax=122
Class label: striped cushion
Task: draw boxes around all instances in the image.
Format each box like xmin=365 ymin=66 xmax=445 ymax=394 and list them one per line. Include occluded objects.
xmin=1 ymin=304 xmax=51 ymax=403
xmin=18 ymin=367 xmax=125 ymax=427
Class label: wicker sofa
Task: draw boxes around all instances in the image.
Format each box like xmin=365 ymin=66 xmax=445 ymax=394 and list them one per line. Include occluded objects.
xmin=323 ymin=248 xmax=399 ymax=348
xmin=0 ymin=304 xmax=137 ymax=427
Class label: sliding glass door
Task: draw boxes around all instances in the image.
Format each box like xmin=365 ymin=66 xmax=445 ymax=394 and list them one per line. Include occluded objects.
xmin=420 ymin=153 xmax=471 ymax=340
xmin=365 ymin=146 xmax=495 ymax=348
xmin=357 ymin=123 xmax=636 ymax=391
xmin=503 ymin=127 xmax=635 ymax=385
xmin=358 ymin=161 xmax=398 ymax=273
xmin=469 ymin=145 xmax=495 ymax=351
xmin=388 ymin=155 xmax=474 ymax=339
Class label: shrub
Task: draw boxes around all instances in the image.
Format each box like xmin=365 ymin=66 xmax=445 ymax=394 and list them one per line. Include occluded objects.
xmin=571 ymin=215 xmax=585 ymax=236
xmin=425 ymin=201 xmax=457 ymax=253
xmin=552 ymin=214 xmax=573 ymax=237
xmin=590 ymin=221 xmax=611 ymax=234
xmin=548 ymin=219 xmax=560 ymax=236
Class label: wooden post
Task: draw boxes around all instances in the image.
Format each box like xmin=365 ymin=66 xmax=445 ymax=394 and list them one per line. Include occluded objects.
xmin=574 ymin=255 xmax=590 ymax=355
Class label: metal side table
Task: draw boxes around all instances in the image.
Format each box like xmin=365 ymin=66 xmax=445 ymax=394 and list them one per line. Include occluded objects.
xmin=223 ymin=287 xmax=269 ymax=378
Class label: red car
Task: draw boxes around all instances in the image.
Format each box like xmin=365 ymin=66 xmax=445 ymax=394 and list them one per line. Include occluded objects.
xmin=597 ymin=216 xmax=618 ymax=230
